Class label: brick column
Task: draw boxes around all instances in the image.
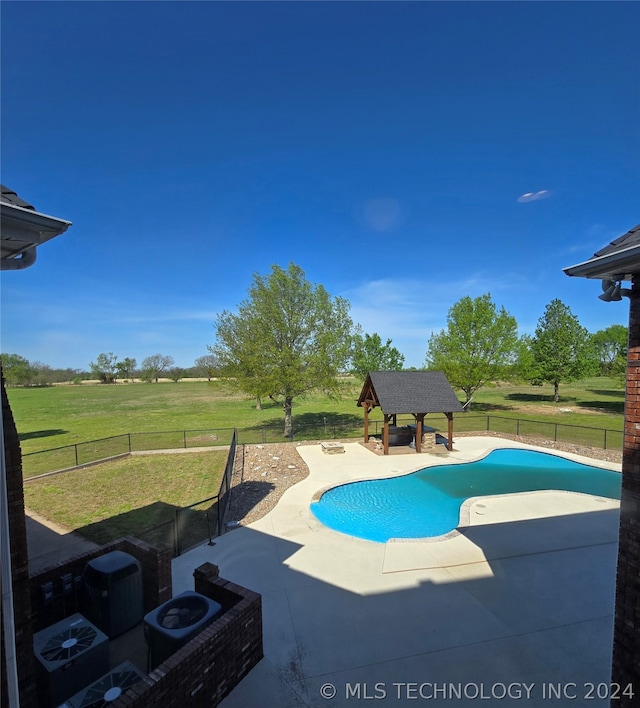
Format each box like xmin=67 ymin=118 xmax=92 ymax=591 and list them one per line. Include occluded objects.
xmin=611 ymin=276 xmax=640 ymax=705
xmin=1 ymin=369 xmax=36 ymax=708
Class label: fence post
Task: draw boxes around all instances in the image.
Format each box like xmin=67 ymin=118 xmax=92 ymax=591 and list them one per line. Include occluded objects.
xmin=516 ymin=419 xmax=520 ymax=437
xmin=174 ymin=508 xmax=180 ymax=556
xmin=604 ymin=429 xmax=608 ymax=450
xmin=127 ymin=433 xmax=132 ymax=453
xmin=554 ymin=423 xmax=558 ymax=442
xmin=183 ymin=430 xmax=187 ymax=449
xmin=74 ymin=444 xmax=79 ymax=467
xmin=487 ymin=416 xmax=490 ymax=432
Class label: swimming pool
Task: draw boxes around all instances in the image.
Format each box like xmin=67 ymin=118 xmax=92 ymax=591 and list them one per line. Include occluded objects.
xmin=310 ymin=448 xmax=621 ymax=543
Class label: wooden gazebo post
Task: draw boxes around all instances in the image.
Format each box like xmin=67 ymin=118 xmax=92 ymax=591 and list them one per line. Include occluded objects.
xmin=363 ymin=402 xmax=373 ymax=443
xmin=414 ymin=413 xmax=425 ymax=453
xmin=383 ymin=414 xmax=391 ymax=455
xmin=445 ymin=412 xmax=454 ymax=451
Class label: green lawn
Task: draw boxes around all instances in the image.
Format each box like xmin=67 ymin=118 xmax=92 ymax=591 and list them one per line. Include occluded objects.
xmin=465 ymin=377 xmax=625 ymax=428
xmin=7 ymin=376 xmax=625 ymax=458
xmin=24 ymin=451 xmax=227 ymax=550
xmin=7 ymin=379 xmax=366 ymax=454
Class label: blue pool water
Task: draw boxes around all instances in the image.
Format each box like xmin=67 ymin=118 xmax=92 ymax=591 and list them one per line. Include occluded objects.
xmin=310 ymin=448 xmax=621 ymax=543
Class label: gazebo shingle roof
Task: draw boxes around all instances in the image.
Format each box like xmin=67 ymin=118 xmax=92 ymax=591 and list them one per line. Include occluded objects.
xmin=358 ymin=371 xmax=463 ymax=414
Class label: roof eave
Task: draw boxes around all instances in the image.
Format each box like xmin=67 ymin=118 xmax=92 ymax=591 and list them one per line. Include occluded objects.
xmin=563 ymin=243 xmax=640 ymax=281
xmin=1 ymin=202 xmax=72 ymax=265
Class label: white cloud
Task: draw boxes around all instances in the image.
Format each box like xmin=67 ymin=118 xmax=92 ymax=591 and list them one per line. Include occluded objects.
xmin=517 ymin=190 xmax=551 ymax=203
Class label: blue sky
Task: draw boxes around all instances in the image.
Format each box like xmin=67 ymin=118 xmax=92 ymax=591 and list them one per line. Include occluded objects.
xmin=1 ymin=1 xmax=638 ymax=371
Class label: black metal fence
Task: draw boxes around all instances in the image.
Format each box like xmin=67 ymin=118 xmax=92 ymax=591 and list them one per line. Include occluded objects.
xmin=22 ymin=427 xmax=235 ymax=478
xmin=22 ymin=415 xmax=622 ymax=480
xmin=108 ymin=430 xmax=237 ymax=557
xmin=451 ymin=414 xmax=623 ymax=451
xmin=284 ymin=413 xmax=623 ymax=451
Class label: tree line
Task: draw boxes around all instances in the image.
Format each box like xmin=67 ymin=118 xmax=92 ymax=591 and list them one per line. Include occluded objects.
xmin=0 ymin=352 xmax=221 ymax=386
xmin=1 ymin=262 xmax=627 ymax=435
xmin=0 ymin=355 xmax=86 ymax=386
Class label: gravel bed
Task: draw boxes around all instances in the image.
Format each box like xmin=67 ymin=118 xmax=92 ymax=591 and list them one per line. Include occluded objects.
xmin=226 ymin=442 xmax=312 ymax=527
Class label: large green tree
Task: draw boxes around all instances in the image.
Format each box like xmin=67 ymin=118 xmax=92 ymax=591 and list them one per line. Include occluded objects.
xmin=530 ymin=299 xmax=597 ymax=401
xmin=89 ymin=352 xmax=118 ymax=384
xmin=424 ymin=293 xmax=519 ymax=407
xmin=0 ymin=353 xmax=36 ymax=386
xmin=350 ymin=331 xmax=405 ymax=380
xmin=591 ymin=324 xmax=628 ymax=377
xmin=115 ymin=357 xmax=137 ymax=382
xmin=211 ymin=263 xmax=354 ymax=436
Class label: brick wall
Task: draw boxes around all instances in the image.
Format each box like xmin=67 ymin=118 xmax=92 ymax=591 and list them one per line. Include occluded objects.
xmin=111 ymin=563 xmax=263 ymax=708
xmin=1 ymin=371 xmax=37 ymax=708
xmin=611 ymin=275 xmax=640 ymax=706
xmin=29 ymin=536 xmax=172 ymax=632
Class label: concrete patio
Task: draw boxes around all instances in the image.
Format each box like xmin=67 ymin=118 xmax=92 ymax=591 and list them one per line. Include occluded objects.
xmin=172 ymin=437 xmax=622 ymax=707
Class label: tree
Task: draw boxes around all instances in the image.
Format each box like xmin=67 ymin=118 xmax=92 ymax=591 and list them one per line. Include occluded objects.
xmin=141 ymin=354 xmax=174 ymax=382
xmin=211 ymin=263 xmax=354 ymax=436
xmin=89 ymin=352 xmax=118 ymax=384
xmin=511 ymin=335 xmax=539 ymax=383
xmin=591 ymin=324 xmax=628 ymax=377
xmin=0 ymin=353 xmax=36 ymax=386
xmin=115 ymin=357 xmax=137 ymax=382
xmin=424 ymin=293 xmax=519 ymax=407
xmin=350 ymin=331 xmax=405 ymax=380
xmin=168 ymin=366 xmax=184 ymax=383
xmin=195 ymin=354 xmax=220 ymax=381
xmin=530 ymin=299 xmax=597 ymax=402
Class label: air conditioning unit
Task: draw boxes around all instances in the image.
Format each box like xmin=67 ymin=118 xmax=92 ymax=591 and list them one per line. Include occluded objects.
xmin=83 ymin=550 xmax=143 ymax=638
xmin=33 ymin=613 xmax=109 ymax=707
xmin=60 ymin=660 xmax=146 ymax=708
xmin=143 ymin=591 xmax=222 ymax=670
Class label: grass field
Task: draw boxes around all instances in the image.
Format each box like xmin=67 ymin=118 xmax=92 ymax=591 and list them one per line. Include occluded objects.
xmin=11 ymin=376 xmax=625 ymax=547
xmin=6 ymin=376 xmax=625 ymax=455
xmin=24 ymin=450 xmax=227 ymax=549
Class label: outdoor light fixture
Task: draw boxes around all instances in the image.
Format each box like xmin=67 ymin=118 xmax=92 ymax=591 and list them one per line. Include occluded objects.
xmin=598 ymin=277 xmax=632 ymax=302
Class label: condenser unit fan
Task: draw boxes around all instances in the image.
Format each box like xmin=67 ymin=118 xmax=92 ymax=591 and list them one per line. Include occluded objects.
xmin=62 ymin=661 xmax=145 ymax=708
xmin=40 ymin=624 xmax=99 ymax=664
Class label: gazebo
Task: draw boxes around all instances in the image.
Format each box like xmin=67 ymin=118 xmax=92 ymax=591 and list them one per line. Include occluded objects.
xmin=357 ymin=371 xmax=464 ymax=455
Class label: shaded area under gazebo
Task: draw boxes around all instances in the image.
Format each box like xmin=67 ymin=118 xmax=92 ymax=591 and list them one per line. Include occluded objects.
xmin=357 ymin=371 xmax=464 ymax=455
